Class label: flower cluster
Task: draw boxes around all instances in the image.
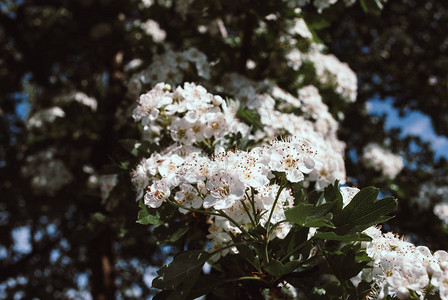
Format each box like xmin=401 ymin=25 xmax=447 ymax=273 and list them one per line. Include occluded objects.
xmin=136 ymin=19 xmax=166 ymax=43
xmin=131 ymin=83 xmax=362 ymax=259
xmin=135 ymin=137 xmax=317 ymax=259
xmin=222 ymin=73 xmax=346 ymax=189
xmin=285 ymin=42 xmax=358 ymax=103
xmin=26 ymin=106 xmax=65 ymax=129
xmin=26 ymin=91 xmax=97 ymax=130
xmin=132 ymin=82 xmax=247 ymax=146
xmin=307 ymin=50 xmax=358 ymax=102
xmin=126 ymin=48 xmax=211 ymax=97
xmin=362 ymin=143 xmax=404 ymax=179
xmin=363 ymin=226 xmax=448 ymax=299
xmin=434 ymin=203 xmax=448 ymax=227
xmin=21 ymin=148 xmax=73 ymax=196
xmin=55 ymin=91 xmax=98 ymax=111
xmin=412 ymin=179 xmax=448 ymax=210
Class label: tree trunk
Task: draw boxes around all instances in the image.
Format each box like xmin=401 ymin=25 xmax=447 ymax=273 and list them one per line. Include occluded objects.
xmin=89 ymin=227 xmax=116 ymax=300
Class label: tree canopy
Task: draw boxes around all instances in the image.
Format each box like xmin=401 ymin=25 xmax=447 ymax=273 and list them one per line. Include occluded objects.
xmin=1 ymin=0 xmax=448 ymax=299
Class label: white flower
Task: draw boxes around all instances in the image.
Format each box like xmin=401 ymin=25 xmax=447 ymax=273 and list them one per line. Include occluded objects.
xmin=212 ymin=149 xmax=270 ymax=188
xmin=269 ymin=138 xmax=316 ymax=182
xmin=175 ymin=183 xmax=203 ymax=213
xmin=340 ymin=186 xmax=360 ymax=207
xmin=169 ymin=117 xmax=193 ymax=144
xmin=434 ymin=203 xmax=448 ymax=226
xmin=55 ymin=91 xmax=98 ymax=111
xmin=204 ymin=170 xmax=246 ymax=209
xmin=140 ymin=19 xmax=166 ymax=42
xmin=21 ymin=148 xmax=73 ymax=196
xmin=158 ymin=154 xmax=184 ymax=186
xmin=144 ymin=179 xmax=171 ymax=208
xmin=27 ymin=107 xmax=65 ymax=129
xmin=133 ymin=83 xmax=172 ymax=126
xmin=99 ymin=174 xmax=118 ymax=201
xmin=362 ymin=143 xmax=404 ymax=179
xmin=306 ymin=51 xmax=358 ymax=102
xmin=288 ymin=18 xmax=312 ymax=39
xmin=203 ymin=112 xmax=229 ymax=140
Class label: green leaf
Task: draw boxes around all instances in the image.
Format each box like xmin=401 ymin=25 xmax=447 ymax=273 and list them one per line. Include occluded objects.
xmin=309 ymin=19 xmax=331 ymax=30
xmin=119 ymin=139 xmax=141 ymax=156
xmin=136 ymin=199 xmax=164 ymax=225
xmin=360 ymin=0 xmax=368 ymax=12
xmin=285 ymin=203 xmax=335 ymax=228
xmin=153 ymin=291 xmax=170 ymax=300
xmin=325 ymin=247 xmax=369 ymax=281
xmin=237 ymin=126 xmax=252 ymax=150
xmin=284 ymin=227 xmax=309 ymax=257
xmin=333 ymin=187 xmax=397 ymax=234
xmin=307 ymin=190 xmax=324 ymax=205
xmin=187 ymin=275 xmax=225 ymax=299
xmin=314 ymin=232 xmax=372 ymax=242
xmin=347 ymin=215 xmax=394 ymax=234
xmin=324 ymin=181 xmax=343 ymax=215
xmin=359 ymin=0 xmax=385 ymax=15
xmin=137 ymin=209 xmax=163 ymax=225
xmin=285 ymin=203 xmax=313 ymax=225
xmin=251 ymin=224 xmax=267 ymax=236
xmin=236 ymin=244 xmax=261 ymax=272
xmin=92 ymin=212 xmax=108 ymax=223
xmin=154 ymin=222 xmax=189 ymax=244
xmin=152 ymin=251 xmax=210 ymax=300
xmin=264 ymin=260 xmax=286 ymax=277
xmin=283 ymin=260 xmax=301 ymax=274
xmin=236 ymin=108 xmax=263 ymax=129
xmin=264 ymin=260 xmax=300 ymax=277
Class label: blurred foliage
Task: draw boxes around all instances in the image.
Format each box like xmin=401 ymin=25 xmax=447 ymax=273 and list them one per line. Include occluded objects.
xmin=314 ymin=0 xmax=448 ymax=250
xmin=318 ymin=0 xmax=448 ymax=136
xmin=0 ymin=0 xmax=448 ymax=299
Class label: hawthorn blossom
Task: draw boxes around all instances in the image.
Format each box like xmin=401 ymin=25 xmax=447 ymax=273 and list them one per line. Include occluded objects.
xmin=203 ymin=169 xmax=246 ymax=209
xmin=269 ymin=139 xmax=316 ymax=182
xmin=175 ymin=183 xmax=203 ymax=213
xmin=362 ymin=143 xmax=404 ymax=179
xmin=144 ymin=179 xmax=171 ymax=208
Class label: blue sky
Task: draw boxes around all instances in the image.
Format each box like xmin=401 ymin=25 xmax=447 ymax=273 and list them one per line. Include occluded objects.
xmin=367 ymin=98 xmax=448 ymax=160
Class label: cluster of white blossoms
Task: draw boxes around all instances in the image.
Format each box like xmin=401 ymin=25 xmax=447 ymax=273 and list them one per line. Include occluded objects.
xmin=363 ymin=226 xmax=448 ymax=300
xmin=434 ymin=203 xmax=448 ymax=227
xmin=362 ymin=143 xmax=404 ymax=180
xmin=130 ymin=82 xmax=357 ymax=259
xmin=23 ymin=90 xmax=97 ymax=195
xmin=26 ymin=91 xmax=97 ymax=130
xmin=132 ymin=82 xmax=247 ymax=145
xmin=286 ymin=17 xmax=314 ymax=41
xmin=287 ymin=51 xmax=357 ymax=103
xmin=26 ymin=106 xmax=65 ymax=129
xmin=411 ymin=179 xmax=448 ymax=210
xmin=307 ymin=50 xmax=358 ymax=102
xmin=134 ymin=137 xmax=317 ymax=259
xmin=136 ymin=19 xmax=166 ymax=43
xmin=54 ymin=91 xmax=98 ymax=112
xmin=283 ymin=30 xmax=358 ymax=102
xmin=127 ymin=48 xmax=211 ymax=97
xmin=222 ymin=73 xmax=346 ymax=189
xmin=21 ymin=148 xmax=73 ymax=196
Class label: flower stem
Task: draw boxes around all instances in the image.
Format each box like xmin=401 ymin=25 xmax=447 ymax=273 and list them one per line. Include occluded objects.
xmin=217 ymin=209 xmax=252 ymax=238
xmin=167 ymin=198 xmax=220 ymax=217
xmin=266 ymin=180 xmax=286 ymax=239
